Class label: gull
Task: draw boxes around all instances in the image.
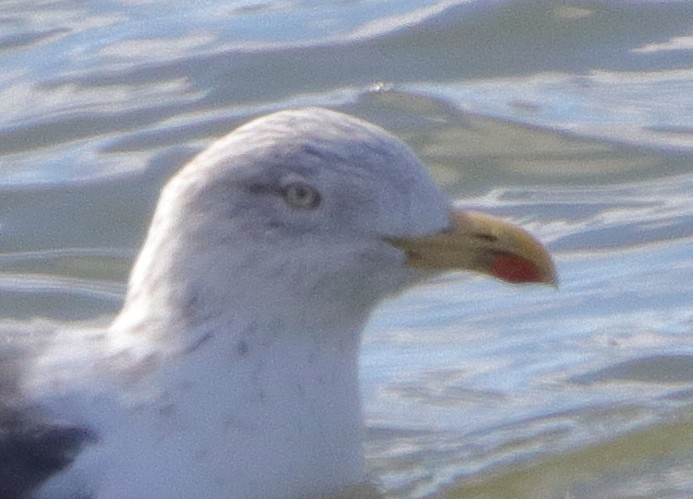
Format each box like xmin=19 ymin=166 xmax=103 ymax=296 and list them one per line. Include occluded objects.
xmin=0 ymin=108 xmax=556 ymax=498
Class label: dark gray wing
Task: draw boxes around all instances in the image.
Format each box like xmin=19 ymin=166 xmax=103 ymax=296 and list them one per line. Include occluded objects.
xmin=0 ymin=321 xmax=96 ymax=498
xmin=0 ymin=409 xmax=96 ymax=499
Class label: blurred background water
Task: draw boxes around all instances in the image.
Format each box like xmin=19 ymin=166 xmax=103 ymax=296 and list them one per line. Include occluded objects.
xmin=1 ymin=0 xmax=693 ymax=497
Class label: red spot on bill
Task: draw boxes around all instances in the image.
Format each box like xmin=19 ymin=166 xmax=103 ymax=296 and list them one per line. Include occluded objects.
xmin=491 ymin=252 xmax=542 ymax=284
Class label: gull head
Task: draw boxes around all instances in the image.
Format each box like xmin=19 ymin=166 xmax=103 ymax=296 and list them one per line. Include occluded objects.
xmin=114 ymin=108 xmax=555 ymax=350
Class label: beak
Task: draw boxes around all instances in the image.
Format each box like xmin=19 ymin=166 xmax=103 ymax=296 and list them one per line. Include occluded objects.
xmin=386 ymin=208 xmax=558 ymax=286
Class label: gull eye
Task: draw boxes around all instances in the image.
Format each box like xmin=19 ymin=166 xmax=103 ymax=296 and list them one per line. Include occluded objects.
xmin=283 ymin=182 xmax=321 ymax=209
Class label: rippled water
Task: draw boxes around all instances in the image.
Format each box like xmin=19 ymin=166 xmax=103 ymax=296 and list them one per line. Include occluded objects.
xmin=2 ymin=1 xmax=693 ymax=497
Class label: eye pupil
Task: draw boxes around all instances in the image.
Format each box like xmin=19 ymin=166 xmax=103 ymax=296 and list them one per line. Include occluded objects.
xmin=284 ymin=182 xmax=321 ymax=209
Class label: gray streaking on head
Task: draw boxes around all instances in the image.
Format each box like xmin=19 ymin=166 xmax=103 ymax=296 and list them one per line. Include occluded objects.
xmin=2 ymin=108 xmax=556 ymax=498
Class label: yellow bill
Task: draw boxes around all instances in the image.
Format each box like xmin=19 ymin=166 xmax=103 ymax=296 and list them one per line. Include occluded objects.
xmin=387 ymin=208 xmax=557 ymax=286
